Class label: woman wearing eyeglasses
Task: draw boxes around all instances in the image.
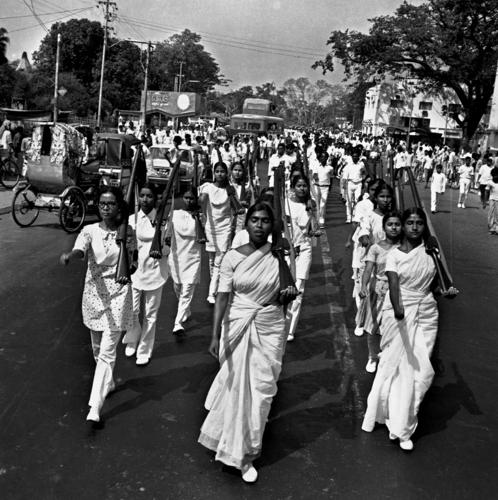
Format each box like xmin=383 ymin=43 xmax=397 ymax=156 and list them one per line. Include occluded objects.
xmin=60 ymin=186 xmax=136 ymax=425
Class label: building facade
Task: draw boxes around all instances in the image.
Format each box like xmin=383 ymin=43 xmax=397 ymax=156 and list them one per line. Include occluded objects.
xmin=362 ymin=78 xmax=462 ymax=144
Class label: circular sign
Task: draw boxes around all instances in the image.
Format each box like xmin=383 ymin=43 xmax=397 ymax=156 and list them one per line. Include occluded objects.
xmin=177 ymin=94 xmax=191 ymax=111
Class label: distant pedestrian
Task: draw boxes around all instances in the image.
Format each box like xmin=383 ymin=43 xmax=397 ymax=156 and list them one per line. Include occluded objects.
xmin=430 ymin=164 xmax=447 ymax=213
xmin=486 ymin=168 xmax=498 ymax=235
xmin=457 ymin=155 xmax=474 ymax=208
xmin=477 ymin=157 xmax=493 ymax=209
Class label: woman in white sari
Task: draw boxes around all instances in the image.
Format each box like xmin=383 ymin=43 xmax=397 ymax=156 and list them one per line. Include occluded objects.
xmin=199 ymin=202 xmax=297 ymax=483
xmin=362 ymin=208 xmax=458 ymax=450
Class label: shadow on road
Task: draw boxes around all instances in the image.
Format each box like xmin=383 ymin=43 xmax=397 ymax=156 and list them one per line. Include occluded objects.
xmin=416 ymin=362 xmax=483 ymax=440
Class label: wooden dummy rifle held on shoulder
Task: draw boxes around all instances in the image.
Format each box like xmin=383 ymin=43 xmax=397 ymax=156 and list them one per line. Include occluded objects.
xmin=192 ymin=151 xmax=207 ymax=244
xmin=247 ymin=135 xmax=260 ymax=200
xmin=404 ymin=166 xmax=454 ymax=293
xmin=272 ymin=161 xmax=296 ymax=305
xmin=115 ymin=145 xmax=145 ymax=283
xmin=149 ymin=154 xmax=182 ymax=259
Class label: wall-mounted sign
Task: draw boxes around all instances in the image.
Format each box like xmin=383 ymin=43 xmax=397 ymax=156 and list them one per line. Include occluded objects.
xmin=141 ymin=91 xmax=201 ymax=117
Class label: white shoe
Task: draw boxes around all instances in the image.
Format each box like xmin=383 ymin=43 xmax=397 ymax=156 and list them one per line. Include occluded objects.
xmin=399 ymin=439 xmax=414 ymax=451
xmin=345 ymin=218 xmax=352 ymax=224
xmin=365 ymin=358 xmax=378 ymax=373
xmin=354 ymin=326 xmax=364 ymax=337
xmin=287 ymin=333 xmax=294 ymax=342
xmin=241 ymin=463 xmax=258 ymax=483
xmin=462 ymin=203 xmax=466 ymax=208
xmin=457 ymin=203 xmax=462 ymax=208
xmin=207 ymin=295 xmax=216 ymax=305
xmin=389 ymin=432 xmax=397 ymax=441
xmin=136 ymin=356 xmax=150 ymax=366
xmin=86 ymin=407 xmax=100 ymax=423
xmin=319 ymin=218 xmax=325 ymax=227
xmin=172 ymin=324 xmax=185 ymax=335
xmin=125 ymin=344 xmax=137 ymax=357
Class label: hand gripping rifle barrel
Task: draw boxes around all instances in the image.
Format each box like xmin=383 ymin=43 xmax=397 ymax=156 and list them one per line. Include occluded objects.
xmin=149 ymin=155 xmax=182 ymax=258
xmin=272 ymin=162 xmax=296 ymax=297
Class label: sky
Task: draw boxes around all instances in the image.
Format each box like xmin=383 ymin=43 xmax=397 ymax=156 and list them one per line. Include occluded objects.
xmin=2 ymin=0 xmax=418 ymax=91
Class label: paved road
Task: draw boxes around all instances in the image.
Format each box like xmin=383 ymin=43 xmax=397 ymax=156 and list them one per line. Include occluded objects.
xmin=0 ymin=168 xmax=497 ymax=499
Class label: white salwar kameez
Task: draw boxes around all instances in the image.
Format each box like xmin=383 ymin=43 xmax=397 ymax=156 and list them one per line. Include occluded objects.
xmin=362 ymin=244 xmax=438 ymax=441
xmin=198 ymin=243 xmax=286 ymax=469
xmin=168 ymin=209 xmax=202 ymax=329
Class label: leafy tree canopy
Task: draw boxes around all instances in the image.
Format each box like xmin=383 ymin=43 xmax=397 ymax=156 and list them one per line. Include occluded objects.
xmin=313 ymin=0 xmax=498 ymax=140
xmin=33 ymin=19 xmax=104 ymax=87
xmin=149 ymin=29 xmax=222 ymax=94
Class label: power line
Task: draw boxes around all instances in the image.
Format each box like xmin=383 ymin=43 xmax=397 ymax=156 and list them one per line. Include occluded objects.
xmin=0 ymin=7 xmax=92 ymax=20
xmin=119 ymin=15 xmax=322 ymax=54
xmin=119 ymin=17 xmax=323 ymax=60
xmin=7 ymin=7 xmax=94 ymax=33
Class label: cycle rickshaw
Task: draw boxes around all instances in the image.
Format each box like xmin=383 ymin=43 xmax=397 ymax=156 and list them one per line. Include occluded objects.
xmin=11 ymin=124 xmax=143 ymax=233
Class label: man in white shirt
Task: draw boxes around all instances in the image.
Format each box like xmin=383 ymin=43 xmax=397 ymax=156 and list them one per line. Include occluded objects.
xmin=343 ymin=152 xmax=366 ymax=223
xmin=457 ymin=155 xmax=474 ymax=208
xmin=311 ymin=151 xmax=334 ymax=226
xmin=430 ymin=164 xmax=447 ymax=213
xmin=268 ymin=143 xmax=291 ymax=187
xmin=477 ymin=156 xmax=493 ymax=208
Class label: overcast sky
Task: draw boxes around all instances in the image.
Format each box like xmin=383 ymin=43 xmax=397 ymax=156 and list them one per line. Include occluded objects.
xmin=2 ymin=0 xmax=419 ymax=90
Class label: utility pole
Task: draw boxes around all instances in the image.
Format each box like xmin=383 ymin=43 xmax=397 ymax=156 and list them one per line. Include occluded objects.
xmin=141 ymin=41 xmax=151 ymax=129
xmin=53 ymin=32 xmax=61 ymax=122
xmin=97 ymin=0 xmax=116 ymax=129
xmin=176 ymin=61 xmax=184 ymax=92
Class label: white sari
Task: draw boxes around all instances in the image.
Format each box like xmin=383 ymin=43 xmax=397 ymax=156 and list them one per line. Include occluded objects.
xmin=198 ymin=243 xmax=286 ymax=469
xmin=362 ymin=244 xmax=438 ymax=441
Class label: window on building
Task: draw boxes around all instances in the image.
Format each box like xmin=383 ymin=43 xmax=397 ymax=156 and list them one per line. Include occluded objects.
xmin=419 ymin=101 xmax=433 ymax=111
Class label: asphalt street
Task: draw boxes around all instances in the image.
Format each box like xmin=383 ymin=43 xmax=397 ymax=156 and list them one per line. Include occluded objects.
xmin=0 ymin=168 xmax=497 ymax=499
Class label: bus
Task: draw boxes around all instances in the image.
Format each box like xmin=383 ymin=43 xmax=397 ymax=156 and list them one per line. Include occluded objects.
xmin=229 ymin=98 xmax=284 ymax=136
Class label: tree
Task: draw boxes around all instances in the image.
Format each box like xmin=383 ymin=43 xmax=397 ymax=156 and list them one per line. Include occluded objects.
xmin=149 ymin=29 xmax=222 ymax=94
xmin=33 ymin=19 xmax=104 ymax=88
xmin=93 ymin=40 xmax=144 ymax=113
xmin=0 ymin=27 xmax=9 ymax=65
xmin=0 ymin=64 xmax=16 ymax=106
xmin=281 ymin=78 xmax=345 ymax=127
xmin=254 ymin=82 xmax=286 ymax=111
xmin=313 ymin=0 xmax=498 ymax=142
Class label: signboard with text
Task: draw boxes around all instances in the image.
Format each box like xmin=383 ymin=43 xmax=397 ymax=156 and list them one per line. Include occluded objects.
xmin=141 ymin=91 xmax=201 ymax=117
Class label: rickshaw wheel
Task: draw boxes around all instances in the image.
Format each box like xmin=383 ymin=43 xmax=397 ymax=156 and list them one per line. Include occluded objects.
xmin=59 ymin=187 xmax=86 ymax=233
xmin=0 ymin=157 xmax=21 ymax=189
xmin=11 ymin=186 xmax=40 ymax=227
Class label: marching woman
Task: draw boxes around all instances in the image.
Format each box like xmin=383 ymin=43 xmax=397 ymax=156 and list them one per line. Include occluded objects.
xmin=229 ymin=161 xmax=252 ymax=236
xmin=355 ymin=183 xmax=393 ymax=339
xmin=359 ymin=211 xmax=402 ymax=373
xmin=199 ymin=202 xmax=298 ymax=483
xmin=285 ymin=174 xmax=315 ymax=342
xmin=168 ymin=189 xmax=203 ymax=334
xmin=122 ymin=183 xmax=169 ymax=366
xmin=199 ymin=162 xmax=233 ymax=304
xmin=347 ymin=178 xmax=380 ymax=337
xmin=361 ymin=208 xmax=458 ymax=450
xmin=60 ymin=186 xmax=135 ymax=423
